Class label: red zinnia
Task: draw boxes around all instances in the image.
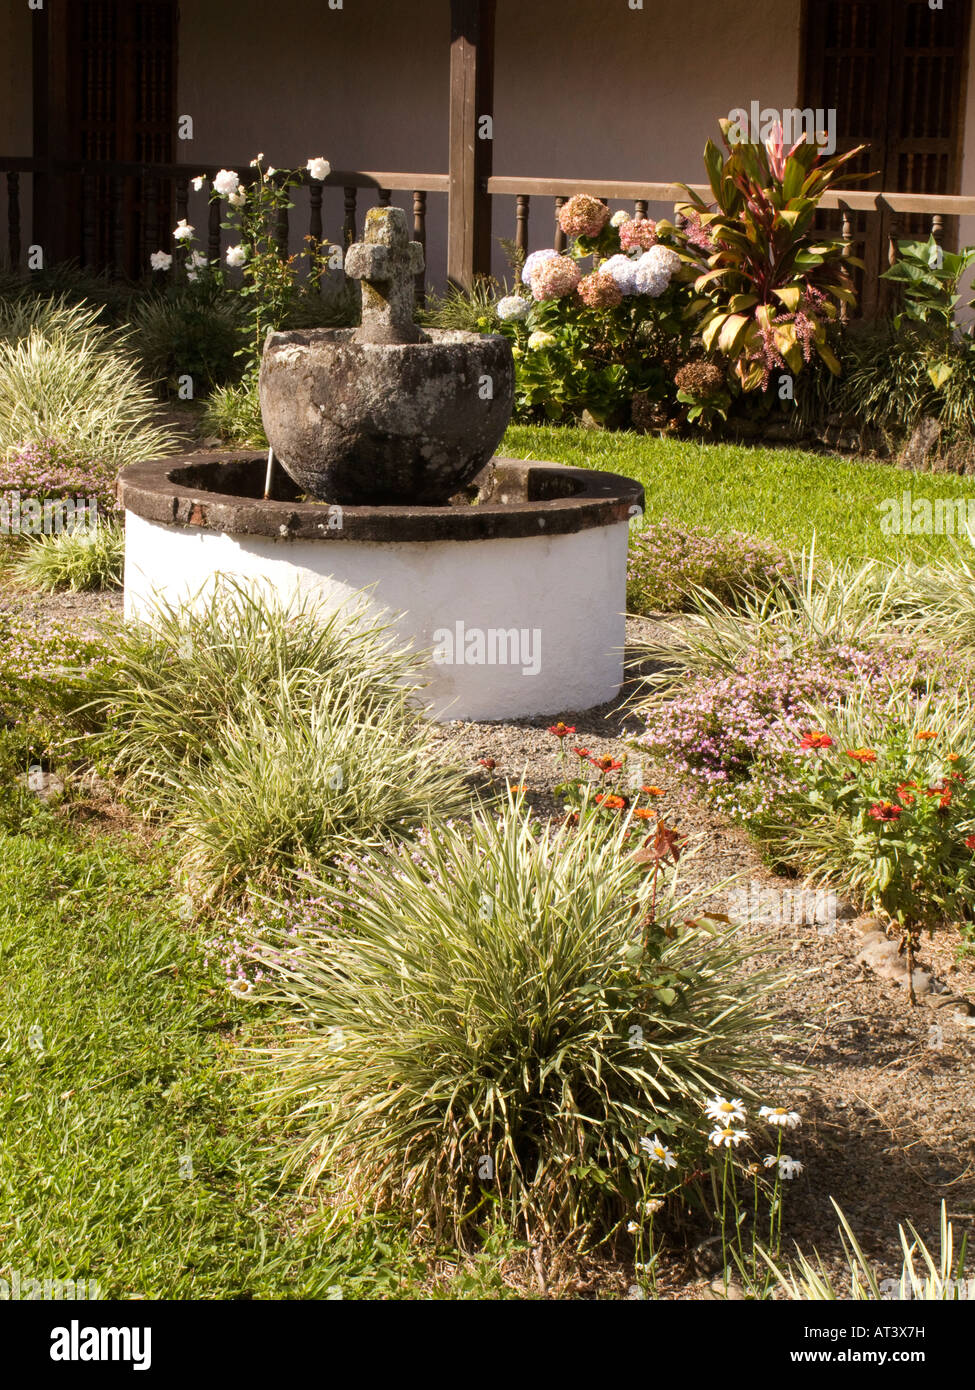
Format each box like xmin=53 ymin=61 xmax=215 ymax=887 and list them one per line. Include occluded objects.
xmin=965 ymin=835 xmax=975 ymax=851
xmin=478 ymin=758 xmax=497 ymax=770
xmin=595 ymin=793 xmax=628 ymax=811
xmin=799 ymin=731 xmax=833 ymax=750
xmin=895 ymin=781 xmax=917 ymax=806
xmin=592 ymin=755 xmax=623 ymax=773
xmin=868 ymin=802 xmax=901 ymax=822
xmin=547 ymin=721 xmax=576 ymax=739
xmin=572 ymin=746 xmax=591 ymax=759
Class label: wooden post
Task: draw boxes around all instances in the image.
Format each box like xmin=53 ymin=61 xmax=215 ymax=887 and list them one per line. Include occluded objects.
xmin=448 ymin=0 xmax=496 ymax=289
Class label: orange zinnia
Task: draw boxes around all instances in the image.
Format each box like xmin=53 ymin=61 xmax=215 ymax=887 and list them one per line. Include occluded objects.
xmin=916 ymin=730 xmax=938 ymax=741
xmin=845 ymin=748 xmax=878 ymax=763
xmin=641 ymin=785 xmax=667 ymax=797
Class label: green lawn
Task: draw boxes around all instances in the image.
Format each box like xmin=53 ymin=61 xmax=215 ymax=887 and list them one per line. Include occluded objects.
xmin=504 ymin=424 xmax=975 ymax=566
xmin=0 ymin=817 xmax=519 ymax=1299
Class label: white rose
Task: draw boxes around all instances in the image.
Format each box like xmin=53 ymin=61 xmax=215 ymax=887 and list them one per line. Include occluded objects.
xmin=191 ymin=176 xmax=206 ymax=193
xmin=307 ymin=157 xmax=331 ymax=182
xmin=213 ymin=169 xmax=241 ymax=198
xmin=172 ymin=220 xmax=194 ymax=242
xmin=225 ymin=245 xmax=247 ymax=268
xmin=150 ymin=251 xmax=173 ymax=271
xmin=228 ymin=186 xmax=247 ymax=209
xmin=189 ymin=250 xmax=208 ymax=269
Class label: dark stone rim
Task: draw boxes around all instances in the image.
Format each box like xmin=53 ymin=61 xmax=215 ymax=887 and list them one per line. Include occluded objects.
xmin=117 ymin=452 xmax=645 ymax=543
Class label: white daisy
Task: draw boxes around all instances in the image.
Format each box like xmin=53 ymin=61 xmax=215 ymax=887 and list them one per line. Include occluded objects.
xmin=760 ymin=1105 xmax=801 ymax=1129
xmin=705 ymin=1096 xmax=747 ymax=1125
xmin=709 ymin=1126 xmax=749 ymax=1148
xmin=640 ymin=1134 xmax=677 ymax=1169
xmin=778 ymin=1156 xmax=804 ymax=1180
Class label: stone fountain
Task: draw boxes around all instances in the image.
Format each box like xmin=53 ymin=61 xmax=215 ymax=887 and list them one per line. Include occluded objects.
xmin=119 ymin=207 xmax=643 ymax=720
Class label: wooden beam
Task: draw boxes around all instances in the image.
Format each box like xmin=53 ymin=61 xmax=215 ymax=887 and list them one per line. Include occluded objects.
xmin=448 ymin=0 xmax=495 ymax=289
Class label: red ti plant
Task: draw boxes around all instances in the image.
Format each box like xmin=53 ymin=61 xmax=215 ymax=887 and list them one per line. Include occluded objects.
xmin=668 ymin=120 xmax=867 ymax=390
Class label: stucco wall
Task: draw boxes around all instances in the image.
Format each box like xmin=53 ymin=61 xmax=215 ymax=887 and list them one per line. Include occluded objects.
xmin=0 ymin=0 xmax=34 ymax=269
xmin=174 ymin=0 xmax=803 ymax=285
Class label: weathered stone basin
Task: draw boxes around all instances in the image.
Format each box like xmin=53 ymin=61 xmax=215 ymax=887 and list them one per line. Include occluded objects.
xmin=260 ymin=326 xmax=514 ymax=505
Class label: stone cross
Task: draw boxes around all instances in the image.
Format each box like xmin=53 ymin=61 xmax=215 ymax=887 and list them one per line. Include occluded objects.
xmin=345 ymin=205 xmax=425 ymax=345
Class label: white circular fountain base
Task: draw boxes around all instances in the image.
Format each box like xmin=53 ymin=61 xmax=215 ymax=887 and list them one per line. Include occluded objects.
xmin=123 ymin=510 xmax=628 ymax=722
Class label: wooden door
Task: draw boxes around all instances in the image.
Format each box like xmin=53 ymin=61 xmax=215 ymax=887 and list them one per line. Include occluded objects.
xmin=63 ymin=0 xmax=178 ymax=277
xmin=802 ymin=0 xmax=972 ymax=315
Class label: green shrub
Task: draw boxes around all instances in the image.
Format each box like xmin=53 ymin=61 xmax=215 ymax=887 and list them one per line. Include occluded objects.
xmin=130 ymin=287 xmax=246 ymax=394
xmin=0 ymin=304 xmax=174 ymax=468
xmin=254 ymin=795 xmax=787 ymax=1244
xmin=201 ymin=375 xmax=267 ymax=446
xmin=13 ymin=520 xmax=124 ymax=592
xmin=627 ymin=517 xmax=789 ymax=614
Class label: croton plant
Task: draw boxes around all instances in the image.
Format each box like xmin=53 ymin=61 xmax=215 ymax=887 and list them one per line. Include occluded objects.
xmin=667 ymin=120 xmax=866 ymax=391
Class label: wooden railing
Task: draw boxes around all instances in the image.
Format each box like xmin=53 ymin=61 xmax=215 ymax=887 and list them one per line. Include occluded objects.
xmin=3 ymin=157 xmax=975 ymax=317
xmin=0 ymin=158 xmax=448 ymax=295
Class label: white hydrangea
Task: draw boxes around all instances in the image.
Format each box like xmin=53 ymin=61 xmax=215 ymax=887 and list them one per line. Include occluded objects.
xmin=213 ymin=169 xmax=242 ymax=199
xmin=521 ymin=248 xmax=558 ymax=286
xmin=150 ymin=251 xmax=173 ymax=271
xmin=600 ymin=253 xmax=639 ymax=296
xmin=634 ymin=248 xmax=672 ymax=297
xmin=496 ymin=295 xmax=530 ymax=322
xmin=643 ymin=243 xmax=681 ymax=276
xmin=610 ymin=209 xmax=629 ymax=228
xmin=172 ymin=220 xmax=194 ymax=242
xmin=306 ymin=157 xmax=331 ymax=181
xmin=225 ymin=245 xmax=247 ymax=268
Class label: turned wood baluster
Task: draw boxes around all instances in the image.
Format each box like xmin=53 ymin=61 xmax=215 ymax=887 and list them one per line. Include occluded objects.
xmin=635 ymin=199 xmax=648 ymax=221
xmin=309 ymin=179 xmax=323 ymax=247
xmin=840 ymin=205 xmax=854 ymax=322
xmin=110 ymin=175 xmax=125 ymax=278
xmin=554 ymin=196 xmax=567 ymax=252
xmin=413 ymin=190 xmax=427 ymax=307
xmin=273 ymin=176 xmax=289 ymax=259
xmin=81 ymin=174 xmax=97 ymax=269
xmin=931 ymin=212 xmax=945 ymax=253
xmin=516 ymin=194 xmax=529 ymax=256
xmin=378 ymin=188 xmax=391 ymax=207
xmin=142 ymin=173 xmax=158 ymax=276
xmin=343 ymin=187 xmax=358 ymax=247
xmin=7 ymin=173 xmax=20 ymax=268
xmin=208 ymin=195 xmax=222 ymax=266
xmin=175 ymin=175 xmax=189 ymax=231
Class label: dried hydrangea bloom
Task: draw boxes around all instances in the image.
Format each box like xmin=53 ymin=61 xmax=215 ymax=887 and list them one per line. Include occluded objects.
xmin=576 ymin=271 xmax=623 ymax=309
xmin=619 ymin=216 xmax=658 ymax=253
xmin=521 ymin=248 xmax=559 ymax=286
xmin=529 ymin=254 xmax=582 ymax=301
xmin=674 ymin=361 xmax=726 ymax=397
xmin=558 ymin=194 xmax=611 ymax=239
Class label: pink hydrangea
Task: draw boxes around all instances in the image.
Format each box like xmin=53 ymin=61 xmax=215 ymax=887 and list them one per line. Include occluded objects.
xmin=619 ymin=217 xmax=658 ymax=253
xmin=576 ymin=271 xmax=623 ymax=309
xmin=530 ymin=254 xmax=582 ymax=301
xmin=558 ymin=194 xmax=610 ymax=239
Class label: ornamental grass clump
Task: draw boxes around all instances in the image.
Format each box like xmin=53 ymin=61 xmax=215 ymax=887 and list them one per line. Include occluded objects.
xmin=0 ymin=302 xmax=174 ymax=469
xmin=252 ymin=795 xmax=787 ymax=1244
xmin=84 ymin=581 xmax=466 ymax=896
xmin=13 ymin=520 xmax=124 ymax=593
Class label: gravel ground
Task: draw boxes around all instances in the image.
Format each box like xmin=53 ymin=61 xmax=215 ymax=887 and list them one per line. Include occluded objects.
xmin=10 ymin=586 xmax=975 ymax=1295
